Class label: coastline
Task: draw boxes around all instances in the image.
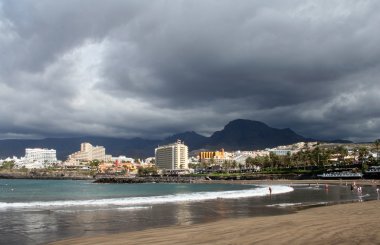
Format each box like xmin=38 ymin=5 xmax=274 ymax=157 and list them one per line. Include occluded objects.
xmin=1 ymin=171 xmax=379 ymax=187
xmin=50 ymin=200 xmax=380 ymax=245
xmin=2 ymin=170 xmax=379 ymax=186
xmin=0 ymin=171 xmax=94 ymax=180
xmin=209 ymin=178 xmax=380 ymax=187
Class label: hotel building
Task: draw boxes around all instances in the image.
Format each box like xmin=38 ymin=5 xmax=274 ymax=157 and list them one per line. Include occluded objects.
xmin=25 ymin=148 xmax=57 ymax=164
xmin=68 ymin=142 xmax=111 ymax=162
xmin=155 ymin=140 xmax=189 ymax=170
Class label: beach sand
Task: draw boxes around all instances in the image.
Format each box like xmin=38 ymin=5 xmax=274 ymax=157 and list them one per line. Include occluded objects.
xmin=51 ymin=200 xmax=380 ymax=245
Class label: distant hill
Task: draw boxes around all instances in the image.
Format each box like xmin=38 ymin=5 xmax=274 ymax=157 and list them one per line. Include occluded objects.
xmin=206 ymin=119 xmax=309 ymax=150
xmin=161 ymin=131 xmax=208 ymax=150
xmin=323 ymin=139 xmax=353 ymax=144
xmin=0 ymin=119 xmax=351 ymax=159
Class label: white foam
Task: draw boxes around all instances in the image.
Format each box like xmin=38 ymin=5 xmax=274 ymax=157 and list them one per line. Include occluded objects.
xmin=267 ymin=202 xmax=303 ymax=207
xmin=0 ymin=185 xmax=293 ymax=210
xmin=54 ymin=206 xmax=151 ymax=213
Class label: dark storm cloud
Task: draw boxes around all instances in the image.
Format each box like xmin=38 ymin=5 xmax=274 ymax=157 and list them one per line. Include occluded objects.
xmin=0 ymin=0 xmax=380 ymax=141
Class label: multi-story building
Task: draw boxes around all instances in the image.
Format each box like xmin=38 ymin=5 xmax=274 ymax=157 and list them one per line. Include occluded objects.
xmin=155 ymin=140 xmax=188 ymax=170
xmin=199 ymin=149 xmax=228 ymax=165
xmin=68 ymin=142 xmax=111 ymax=162
xmin=267 ymin=149 xmax=293 ymax=156
xmin=25 ymin=148 xmax=57 ymax=164
xmin=199 ymin=149 xmax=225 ymax=160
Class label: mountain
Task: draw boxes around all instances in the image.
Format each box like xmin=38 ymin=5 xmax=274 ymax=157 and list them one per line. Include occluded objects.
xmin=206 ymin=119 xmax=307 ymax=150
xmin=323 ymin=139 xmax=353 ymax=144
xmin=0 ymin=119 xmax=349 ymax=159
xmin=161 ymin=131 xmax=208 ymax=150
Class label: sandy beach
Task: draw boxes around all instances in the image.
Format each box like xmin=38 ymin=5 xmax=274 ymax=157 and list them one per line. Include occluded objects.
xmin=51 ymin=200 xmax=380 ymax=245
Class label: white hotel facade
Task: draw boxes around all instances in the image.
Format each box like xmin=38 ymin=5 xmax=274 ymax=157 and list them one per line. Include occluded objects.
xmin=22 ymin=148 xmax=58 ymax=168
xmin=155 ymin=140 xmax=189 ymax=170
xmin=25 ymin=148 xmax=57 ymax=163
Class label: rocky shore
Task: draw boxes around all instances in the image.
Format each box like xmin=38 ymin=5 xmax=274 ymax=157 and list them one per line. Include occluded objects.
xmin=94 ymin=176 xmax=204 ymax=184
xmin=0 ymin=171 xmax=95 ymax=180
xmin=93 ymin=172 xmax=318 ymax=184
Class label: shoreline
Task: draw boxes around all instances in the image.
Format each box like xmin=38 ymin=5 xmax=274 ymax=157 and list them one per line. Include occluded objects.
xmin=1 ymin=169 xmax=380 ymax=185
xmin=1 ymin=173 xmax=378 ymax=187
xmin=209 ymin=178 xmax=380 ymax=187
xmin=50 ymin=200 xmax=380 ymax=245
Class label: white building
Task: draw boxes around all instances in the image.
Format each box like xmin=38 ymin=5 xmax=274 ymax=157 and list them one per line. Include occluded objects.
xmin=155 ymin=140 xmax=189 ymax=170
xmin=25 ymin=148 xmax=57 ymax=163
xmin=21 ymin=148 xmax=58 ymax=168
xmin=268 ymin=149 xmax=293 ymax=156
xmin=111 ymin=155 xmax=135 ymax=163
xmin=0 ymin=156 xmax=24 ymax=168
xmin=144 ymin=157 xmax=155 ymax=165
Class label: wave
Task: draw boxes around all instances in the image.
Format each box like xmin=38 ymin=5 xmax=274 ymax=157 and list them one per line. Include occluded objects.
xmin=0 ymin=185 xmax=293 ymax=210
xmin=54 ymin=206 xmax=151 ymax=213
xmin=267 ymin=201 xmax=329 ymax=208
xmin=267 ymin=202 xmax=303 ymax=207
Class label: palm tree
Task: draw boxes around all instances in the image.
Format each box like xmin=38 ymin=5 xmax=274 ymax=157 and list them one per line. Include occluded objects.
xmin=375 ymin=139 xmax=380 ymax=163
xmin=358 ymin=147 xmax=369 ymax=163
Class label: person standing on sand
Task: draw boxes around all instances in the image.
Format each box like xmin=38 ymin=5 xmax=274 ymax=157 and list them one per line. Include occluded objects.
xmin=269 ymin=187 xmax=272 ymax=196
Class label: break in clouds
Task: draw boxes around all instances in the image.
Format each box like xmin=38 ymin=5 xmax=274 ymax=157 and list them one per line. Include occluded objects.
xmin=0 ymin=0 xmax=380 ymax=142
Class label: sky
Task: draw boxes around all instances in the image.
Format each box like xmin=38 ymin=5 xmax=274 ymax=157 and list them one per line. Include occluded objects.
xmin=0 ymin=0 xmax=379 ymax=142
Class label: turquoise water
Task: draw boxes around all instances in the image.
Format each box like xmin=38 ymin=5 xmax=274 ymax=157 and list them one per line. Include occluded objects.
xmin=0 ymin=179 xmax=378 ymax=245
xmin=0 ymin=179 xmax=256 ymax=202
xmin=0 ymin=179 xmax=291 ymax=211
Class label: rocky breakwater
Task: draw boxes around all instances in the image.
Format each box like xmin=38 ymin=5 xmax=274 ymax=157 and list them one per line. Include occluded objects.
xmin=0 ymin=171 xmax=95 ymax=180
xmin=94 ymin=175 xmax=205 ymax=184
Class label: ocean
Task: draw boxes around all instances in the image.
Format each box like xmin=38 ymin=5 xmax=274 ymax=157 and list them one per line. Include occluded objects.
xmin=0 ymin=179 xmax=377 ymax=245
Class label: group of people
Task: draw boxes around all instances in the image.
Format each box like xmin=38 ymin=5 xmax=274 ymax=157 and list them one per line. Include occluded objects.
xmin=350 ymin=182 xmax=362 ymax=193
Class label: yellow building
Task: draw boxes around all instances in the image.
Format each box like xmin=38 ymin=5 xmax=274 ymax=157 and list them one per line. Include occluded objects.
xmin=68 ymin=142 xmax=111 ymax=163
xmin=199 ymin=149 xmax=225 ymax=160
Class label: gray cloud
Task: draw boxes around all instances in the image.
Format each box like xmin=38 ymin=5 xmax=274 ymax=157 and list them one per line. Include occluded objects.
xmin=0 ymin=0 xmax=380 ymax=142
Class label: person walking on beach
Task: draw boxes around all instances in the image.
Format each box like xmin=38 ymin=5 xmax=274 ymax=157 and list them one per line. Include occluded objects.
xmin=269 ymin=187 xmax=272 ymax=196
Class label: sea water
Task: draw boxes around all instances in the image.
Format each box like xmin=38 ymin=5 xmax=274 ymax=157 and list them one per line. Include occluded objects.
xmin=0 ymin=179 xmax=377 ymax=245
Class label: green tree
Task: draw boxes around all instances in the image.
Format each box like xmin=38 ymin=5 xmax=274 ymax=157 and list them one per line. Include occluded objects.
xmin=89 ymin=160 xmax=100 ymax=169
xmin=245 ymin=157 xmax=254 ymax=167
xmin=1 ymin=161 xmax=15 ymax=171
xmin=222 ymin=160 xmax=231 ymax=172
xmin=138 ymin=166 xmax=158 ymax=176
xmin=374 ymin=139 xmax=380 ymax=163
xmin=335 ymin=146 xmax=348 ymax=164
xmin=358 ymin=147 xmax=369 ymax=163
xmin=231 ymin=160 xmax=238 ymax=169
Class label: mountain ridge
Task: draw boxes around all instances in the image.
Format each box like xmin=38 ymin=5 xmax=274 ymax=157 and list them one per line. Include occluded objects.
xmin=0 ymin=119 xmax=351 ymax=159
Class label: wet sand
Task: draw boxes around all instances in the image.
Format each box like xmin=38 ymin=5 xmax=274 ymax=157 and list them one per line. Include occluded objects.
xmin=51 ymin=200 xmax=380 ymax=245
xmin=203 ymin=178 xmax=380 ymax=187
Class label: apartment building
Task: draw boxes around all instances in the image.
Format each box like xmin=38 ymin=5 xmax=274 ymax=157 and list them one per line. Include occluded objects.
xmin=68 ymin=142 xmax=111 ymax=162
xmin=25 ymin=148 xmax=57 ymax=164
xmin=155 ymin=140 xmax=188 ymax=170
